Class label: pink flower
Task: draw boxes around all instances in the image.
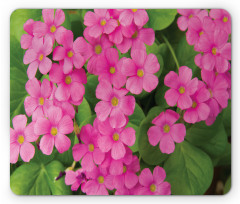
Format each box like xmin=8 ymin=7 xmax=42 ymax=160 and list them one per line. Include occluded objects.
xmin=84 ymin=9 xmax=118 ymax=38
xmin=197 ymin=29 xmax=231 ymax=73
xmin=147 ymin=109 xmax=186 ymax=154
xmin=72 ymin=124 xmax=105 ymax=172
xmin=183 ymin=81 xmax=210 ymax=123
xmin=23 ymin=36 xmax=53 ymax=79
xmin=10 ymin=115 xmax=38 ymax=163
xmin=34 ymin=106 xmax=74 ymax=155
xmin=65 ymin=169 xmax=87 ymax=191
xmin=49 ymin=63 xmax=87 ymax=105
xmin=119 ymin=9 xmax=149 ymax=27
xmin=95 ymin=80 xmax=135 ymax=128
xmin=33 ymin=9 xmax=66 ymax=44
xmin=82 ymin=166 xmax=114 ymax=195
xmin=177 ymin=9 xmax=208 ymax=31
xmin=138 ymin=166 xmax=171 ymax=195
xmin=21 ymin=19 xmax=35 ymax=49
xmin=121 ymin=49 xmax=160 ymax=94
xmin=164 ymin=66 xmax=198 ymax=109
xmin=210 ymin=9 xmax=231 ymax=34
xmin=97 ymin=118 xmax=135 ymax=160
xmin=24 ymin=78 xmax=53 ymax=121
xmin=97 ymin=48 xmax=126 ymax=89
xmin=53 ymin=30 xmax=85 ymax=74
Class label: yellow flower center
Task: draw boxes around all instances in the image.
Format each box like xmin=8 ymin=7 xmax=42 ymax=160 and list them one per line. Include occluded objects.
xmin=113 ymin=133 xmax=119 ymax=141
xmin=39 ymin=97 xmax=44 ymax=105
xmin=179 ymin=86 xmax=185 ymax=94
xmin=132 ymin=31 xmax=138 ymax=39
xmin=50 ymin=25 xmax=56 ymax=33
xmin=74 ymin=122 xmax=80 ymax=135
xmin=215 ymin=72 xmax=219 ymax=76
xmin=39 ymin=54 xmax=44 ymax=61
xmin=100 ymin=19 xmax=107 ymax=26
xmin=51 ymin=127 xmax=58 ymax=136
xmin=150 ymin=184 xmax=156 ymax=192
xmin=189 ymin=14 xmax=193 ymax=19
xmin=67 ymin=51 xmax=74 ymax=58
xmin=209 ymin=88 xmax=213 ymax=98
xmin=111 ymin=97 xmax=119 ymax=106
xmin=98 ymin=176 xmax=104 ymax=184
xmin=123 ymin=166 xmax=127 ymax=173
xmin=95 ymin=45 xmax=102 ymax=54
xmin=117 ymin=20 xmax=121 ymax=26
xmin=132 ymin=9 xmax=138 ymax=13
xmin=163 ymin=124 xmax=170 ymax=133
xmin=137 ymin=69 xmax=144 ymax=77
xmin=17 ymin=135 xmax=24 ymax=144
xmin=65 ymin=76 xmax=72 ymax=85
xmin=212 ymin=47 xmax=217 ymax=55
xmin=109 ymin=67 xmax=116 ymax=74
xmin=88 ymin=144 xmax=94 ymax=152
xmin=199 ymin=31 xmax=204 ymax=36
xmin=223 ymin=16 xmax=228 ymax=23
xmin=192 ymin=101 xmax=197 ymax=108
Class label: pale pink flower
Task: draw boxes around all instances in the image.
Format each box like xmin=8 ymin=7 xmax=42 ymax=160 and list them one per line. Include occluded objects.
xmin=121 ymin=49 xmax=160 ymax=94
xmin=210 ymin=9 xmax=231 ymax=34
xmin=34 ymin=106 xmax=74 ymax=155
xmin=95 ymin=80 xmax=135 ymax=128
xmin=65 ymin=169 xmax=87 ymax=191
xmin=21 ymin=19 xmax=35 ymax=49
xmin=10 ymin=115 xmax=38 ymax=163
xmin=148 ymin=109 xmax=186 ymax=154
xmin=23 ymin=36 xmax=53 ymax=79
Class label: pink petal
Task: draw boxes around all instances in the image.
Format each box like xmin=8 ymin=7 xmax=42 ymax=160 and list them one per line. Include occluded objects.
xmin=12 ymin=115 xmax=27 ymax=131
xmin=139 ymin=168 xmax=153 ymax=187
xmin=73 ymin=53 xmax=85 ymax=69
xmin=119 ymin=10 xmax=133 ymax=26
xmin=65 ymin=170 xmax=77 ymax=185
xmin=170 ymin=123 xmax=186 ymax=143
xmin=202 ymin=53 xmax=215 ymax=71
xmin=164 ymin=71 xmax=179 ymax=88
xmin=81 ymin=152 xmax=95 ymax=172
xmin=131 ymin=49 xmax=146 ymax=68
xmin=55 ymin=133 xmax=71 ymax=153
xmin=95 ymin=101 xmax=112 ymax=121
xmin=215 ymin=56 xmax=228 ymax=73
xmin=93 ymin=148 xmax=105 ymax=165
xmin=20 ymin=142 xmax=35 ymax=162
xmin=33 ymin=22 xmax=48 ymax=37
xmin=39 ymin=134 xmax=54 ymax=155
xmin=55 ymin=84 xmax=70 ymax=101
xmin=10 ymin=142 xmax=20 ymax=164
xmin=120 ymin=127 xmax=135 ymax=146
xmin=34 ymin=118 xmax=51 ymax=135
xmin=23 ymin=19 xmax=34 ymax=34
xmin=23 ymin=49 xmax=37 ymax=64
xmin=109 ymin=28 xmax=123 ymax=44
xmin=105 ymin=48 xmax=119 ymax=66
xmin=61 ymin=30 xmax=74 ymax=49
xmin=121 ymin=58 xmax=137 ymax=76
xmin=54 ymin=9 xmax=65 ymax=26
xmin=21 ymin=34 xmax=33 ymax=49
xmin=96 ymin=80 xmax=113 ymax=101
xmin=143 ymin=73 xmax=158 ymax=93
xmin=27 ymin=61 xmax=39 ymax=79
xmin=72 ymin=143 xmax=88 ymax=161
xmin=134 ymin=10 xmax=149 ymax=27
xmin=220 ymin=43 xmax=231 ymax=60
xmin=147 ymin=126 xmax=162 ymax=146
xmin=157 ymin=182 xmax=171 ymax=195
xmin=111 ymin=142 xmax=126 ymax=160
xmin=183 ymin=109 xmax=198 ymax=123
xmin=186 ymin=78 xmax=199 ymax=95
xmin=58 ymin=115 xmax=73 ymax=134
xmin=138 ymin=28 xmax=155 ymax=46
xmin=179 ymin=66 xmax=192 ymax=84
xmin=116 ymin=38 xmax=132 ymax=53
xmin=71 ymin=69 xmax=87 ymax=84
xmin=84 ymin=11 xmax=98 ymax=26
xmin=164 ymin=89 xmax=179 ymax=107
xmin=153 ymin=166 xmax=166 ymax=184
xmin=165 ymin=109 xmax=180 ymax=125
xmin=63 ymin=57 xmax=73 ymax=74
xmin=39 ymin=57 xmax=52 ymax=75
xmin=160 ymin=136 xmax=175 ymax=154
xmin=104 ymin=19 xmax=118 ymax=34
xmin=126 ymin=76 xmax=143 ymax=94
xmin=177 ymin=94 xmax=192 ymax=109
xmin=24 ymin=96 xmax=38 ymax=116
xmin=42 ymin=9 xmax=54 ymax=25
xmin=177 ymin=16 xmax=189 ymax=31
xmin=144 ymin=53 xmax=160 ymax=74
xmin=24 ymin=122 xmax=38 ymax=142
xmin=186 ymin=29 xmax=199 ymax=45
xmin=70 ymin=82 xmax=85 ymax=102
xmin=98 ymin=135 xmax=113 ymax=152
xmin=47 ymin=106 xmax=63 ymax=125
xmin=25 ymin=78 xmax=41 ymax=98
xmin=109 ymin=108 xmax=127 ymax=128
xmin=214 ymin=29 xmax=228 ymax=47
xmin=110 ymin=160 xmax=123 ymax=175
xmin=125 ymin=172 xmax=138 ymax=189
xmin=119 ymin=95 xmax=135 ymax=116
xmin=114 ymin=175 xmax=125 ymax=189
xmin=89 ymin=24 xmax=103 ymax=38
xmin=53 ymin=46 xmax=66 ymax=61
xmin=197 ymin=103 xmax=210 ymax=121
xmin=40 ymin=78 xmax=52 ymax=98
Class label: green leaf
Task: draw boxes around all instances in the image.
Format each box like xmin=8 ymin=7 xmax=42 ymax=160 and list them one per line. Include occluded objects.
xmin=62 ymin=9 xmax=71 ymax=30
xmin=76 ymin=97 xmax=92 ymax=126
xmin=224 ymin=176 xmax=231 ymax=194
xmin=155 ymin=83 xmax=169 ymax=108
xmin=164 ymin=141 xmax=213 ymax=195
xmin=146 ymin=9 xmax=178 ymax=31
xmin=212 ymin=142 xmax=231 ymax=167
xmin=10 ymin=161 xmax=71 ymax=195
xmin=223 ymin=100 xmax=231 ymax=136
xmin=138 ymin=106 xmax=169 ymax=165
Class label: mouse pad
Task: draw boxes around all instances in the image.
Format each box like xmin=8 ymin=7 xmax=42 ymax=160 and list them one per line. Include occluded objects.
xmin=10 ymin=9 xmax=231 ymax=195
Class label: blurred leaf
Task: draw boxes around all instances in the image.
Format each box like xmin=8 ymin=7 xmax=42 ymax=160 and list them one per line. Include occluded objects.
xmin=224 ymin=176 xmax=231 ymax=194
xmin=223 ymin=100 xmax=231 ymax=137
xmin=76 ymin=97 xmax=92 ymax=126
xmin=155 ymin=83 xmax=169 ymax=108
xmin=212 ymin=142 xmax=231 ymax=167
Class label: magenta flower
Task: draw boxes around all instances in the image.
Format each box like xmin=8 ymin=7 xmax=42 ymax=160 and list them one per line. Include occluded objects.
xmin=24 ymin=78 xmax=53 ymax=121
xmin=72 ymin=124 xmax=105 ymax=172
xmin=34 ymin=106 xmax=74 ymax=155
xmin=164 ymin=66 xmax=198 ymax=109
xmin=33 ymin=9 xmax=66 ymax=44
xmin=147 ymin=109 xmax=186 ymax=154
xmin=183 ymin=81 xmax=210 ymax=124
xmin=138 ymin=166 xmax=171 ymax=195
xmin=95 ymin=80 xmax=135 ymax=128
xmin=97 ymin=118 xmax=135 ymax=160
xmin=210 ymin=9 xmax=231 ymax=34
xmin=10 ymin=115 xmax=38 ymax=163
xmin=65 ymin=169 xmax=87 ymax=191
xmin=177 ymin=9 xmax=208 ymax=31
xmin=49 ymin=63 xmax=87 ymax=105
xmin=23 ymin=36 xmax=53 ymax=79
xmin=84 ymin=9 xmax=118 ymax=38
xmin=21 ymin=19 xmax=35 ymax=49
xmin=97 ymin=48 xmax=126 ymax=89
xmin=119 ymin=9 xmax=149 ymax=27
xmin=121 ymin=49 xmax=160 ymax=94
xmin=197 ymin=29 xmax=231 ymax=73
xmin=82 ymin=167 xmax=114 ymax=195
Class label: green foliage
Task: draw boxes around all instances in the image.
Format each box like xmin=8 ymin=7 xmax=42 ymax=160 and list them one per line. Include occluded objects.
xmin=224 ymin=176 xmax=231 ymax=194
xmin=76 ymin=97 xmax=92 ymax=126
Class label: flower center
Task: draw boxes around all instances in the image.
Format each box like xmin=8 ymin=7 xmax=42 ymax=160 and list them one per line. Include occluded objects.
xmin=39 ymin=54 xmax=44 ymax=61
xmin=192 ymin=101 xmax=197 ymax=108
xmin=163 ymin=124 xmax=170 ymax=133
xmin=123 ymin=166 xmax=127 ymax=173
xmin=132 ymin=31 xmax=138 ymax=39
xmin=98 ymin=176 xmax=104 ymax=184
xmin=50 ymin=25 xmax=56 ymax=33
xmin=132 ymin=9 xmax=138 ymax=12
xmin=88 ymin=144 xmax=94 ymax=152
xmin=179 ymin=86 xmax=185 ymax=94
xmin=215 ymin=72 xmax=219 ymax=76
xmin=199 ymin=31 xmax=204 ymax=36
xmin=223 ymin=16 xmax=228 ymax=22
xmin=39 ymin=97 xmax=45 ymax=105
xmin=137 ymin=69 xmax=144 ymax=77
xmin=189 ymin=14 xmax=193 ymax=19
xmin=150 ymin=184 xmax=156 ymax=192
xmin=111 ymin=97 xmax=119 ymax=106
xmin=209 ymin=88 xmax=213 ymax=98
xmin=95 ymin=45 xmax=102 ymax=54
xmin=117 ymin=20 xmax=121 ymax=26
xmin=113 ymin=133 xmax=119 ymax=141
xmin=67 ymin=51 xmax=74 ymax=58
xmin=51 ymin=127 xmax=58 ymax=136
xmin=17 ymin=135 xmax=24 ymax=144
xmin=109 ymin=66 xmax=116 ymax=74
xmin=65 ymin=76 xmax=72 ymax=85
xmin=100 ymin=19 xmax=106 ymax=26
xmin=212 ymin=47 xmax=217 ymax=55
